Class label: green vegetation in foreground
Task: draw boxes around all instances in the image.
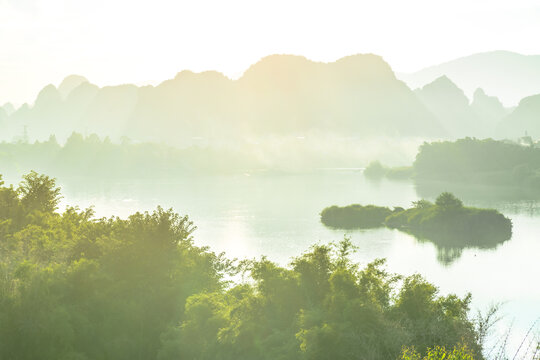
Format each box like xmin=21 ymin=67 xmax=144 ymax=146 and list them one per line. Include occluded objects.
xmin=321 ymin=193 xmax=512 ymax=246
xmin=0 ymin=172 xmax=491 ymax=360
xmin=399 ymin=344 xmax=476 ymax=360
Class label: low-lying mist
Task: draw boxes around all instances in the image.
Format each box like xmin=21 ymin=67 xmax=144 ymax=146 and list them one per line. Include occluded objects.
xmin=0 ymin=132 xmax=424 ymax=184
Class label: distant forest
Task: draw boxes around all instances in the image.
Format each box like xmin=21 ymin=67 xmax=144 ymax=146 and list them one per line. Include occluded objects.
xmin=414 ymin=138 xmax=540 ymax=187
xmin=0 ymin=133 xmax=259 ymax=178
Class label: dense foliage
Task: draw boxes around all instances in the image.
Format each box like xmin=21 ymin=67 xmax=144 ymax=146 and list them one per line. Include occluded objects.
xmin=0 ymin=172 xmax=227 ymax=359
xmin=320 ymin=204 xmax=394 ymax=229
xmin=414 ymin=138 xmax=540 ymax=187
xmin=0 ymin=173 xmax=487 ymax=360
xmin=399 ymin=344 xmax=476 ymax=360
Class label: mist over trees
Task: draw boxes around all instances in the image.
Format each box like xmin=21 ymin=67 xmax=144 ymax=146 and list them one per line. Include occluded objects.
xmin=413 ymin=138 xmax=540 ymax=188
xmin=0 ymin=132 xmax=426 ymax=178
xmin=0 ymin=132 xmax=261 ymax=179
xmin=1 ymin=53 xmax=539 ymax=172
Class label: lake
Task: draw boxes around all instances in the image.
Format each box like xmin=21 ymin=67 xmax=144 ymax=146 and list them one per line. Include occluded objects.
xmin=53 ymin=169 xmax=539 ymax=353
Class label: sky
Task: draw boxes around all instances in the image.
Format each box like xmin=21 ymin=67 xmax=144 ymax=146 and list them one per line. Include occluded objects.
xmin=1 ymin=0 xmax=540 ymax=105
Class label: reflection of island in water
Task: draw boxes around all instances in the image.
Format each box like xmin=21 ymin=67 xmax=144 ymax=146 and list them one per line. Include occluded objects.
xmin=321 ymin=192 xmax=513 ymax=265
xmin=398 ymin=227 xmax=511 ymax=266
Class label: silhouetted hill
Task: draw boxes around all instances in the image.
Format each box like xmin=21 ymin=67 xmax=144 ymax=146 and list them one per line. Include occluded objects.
xmin=58 ymin=75 xmax=89 ymax=99
xmin=1 ymin=54 xmax=444 ymax=144
xmin=498 ymin=94 xmax=540 ymax=138
xmin=231 ymin=54 xmax=435 ymax=137
xmin=414 ymin=76 xmax=509 ymax=138
xmin=414 ymin=76 xmax=477 ymax=137
xmin=398 ymin=51 xmax=540 ymax=106
xmin=471 ymin=88 xmax=509 ymax=124
xmin=1 ymin=102 xmax=15 ymax=116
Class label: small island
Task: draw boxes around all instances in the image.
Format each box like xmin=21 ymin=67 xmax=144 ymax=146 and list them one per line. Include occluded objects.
xmin=320 ymin=204 xmax=395 ymax=229
xmin=321 ymin=192 xmax=512 ymax=247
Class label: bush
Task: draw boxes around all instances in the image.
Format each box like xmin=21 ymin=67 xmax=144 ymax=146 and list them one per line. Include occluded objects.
xmin=320 ymin=204 xmax=392 ymax=229
xmin=364 ymin=161 xmax=387 ymax=179
xmin=400 ymin=344 xmax=476 ymax=360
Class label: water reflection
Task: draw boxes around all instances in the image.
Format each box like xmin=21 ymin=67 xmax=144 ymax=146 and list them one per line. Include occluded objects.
xmin=409 ymin=234 xmax=508 ymax=266
xmin=42 ymin=172 xmax=525 ymax=268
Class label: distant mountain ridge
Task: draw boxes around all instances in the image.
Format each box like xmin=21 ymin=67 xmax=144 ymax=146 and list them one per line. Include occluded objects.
xmin=3 ymin=51 xmax=539 ymax=145
xmin=398 ymin=51 xmax=540 ymax=106
xmin=413 ymin=76 xmax=509 ymax=137
xmin=498 ymin=94 xmax=540 ymax=138
xmin=1 ymin=54 xmax=445 ymax=144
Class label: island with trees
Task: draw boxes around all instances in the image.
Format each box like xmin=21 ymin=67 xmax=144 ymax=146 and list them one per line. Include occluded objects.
xmin=321 ymin=192 xmax=512 ymax=251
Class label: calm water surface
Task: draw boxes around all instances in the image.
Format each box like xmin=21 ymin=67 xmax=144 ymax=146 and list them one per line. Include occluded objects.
xmin=54 ymin=170 xmax=539 ymax=351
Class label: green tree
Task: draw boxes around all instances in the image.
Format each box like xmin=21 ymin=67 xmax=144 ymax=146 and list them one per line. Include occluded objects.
xmin=400 ymin=344 xmax=475 ymax=360
xmin=17 ymin=171 xmax=62 ymax=213
xmin=435 ymin=192 xmax=463 ymax=209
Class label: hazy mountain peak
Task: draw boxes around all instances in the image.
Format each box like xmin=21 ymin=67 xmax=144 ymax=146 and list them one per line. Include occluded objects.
xmin=34 ymin=84 xmax=62 ymax=109
xmin=472 ymin=87 xmax=504 ymax=107
xmin=399 ymin=51 xmax=540 ymax=106
xmin=422 ymin=75 xmax=458 ymax=89
xmin=0 ymin=52 xmax=446 ymax=142
xmin=417 ymin=75 xmax=469 ymax=105
xmin=240 ymin=54 xmax=312 ymax=80
xmin=473 ymin=87 xmax=487 ymax=98
xmin=241 ymin=53 xmax=394 ymax=80
xmin=174 ymin=69 xmax=196 ymax=78
xmin=414 ymin=75 xmax=476 ymax=136
xmin=518 ymin=93 xmax=540 ymax=107
xmin=498 ymin=93 xmax=540 ymax=138
xmin=238 ymin=53 xmax=398 ymax=94
xmin=174 ymin=69 xmax=229 ymax=81
xmin=2 ymin=102 xmax=15 ymax=116
xmin=471 ymin=87 xmax=507 ymax=122
xmin=58 ymin=75 xmax=89 ymax=99
xmin=333 ymin=53 xmax=395 ymax=78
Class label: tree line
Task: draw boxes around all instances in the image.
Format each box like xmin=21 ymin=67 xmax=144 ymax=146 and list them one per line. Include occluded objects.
xmin=0 ymin=133 xmax=258 ymax=179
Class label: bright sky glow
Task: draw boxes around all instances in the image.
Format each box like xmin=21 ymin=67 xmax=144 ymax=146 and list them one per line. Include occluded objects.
xmin=1 ymin=0 xmax=539 ymax=105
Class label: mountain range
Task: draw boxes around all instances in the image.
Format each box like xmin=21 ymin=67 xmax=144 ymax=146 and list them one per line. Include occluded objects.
xmin=0 ymin=54 xmax=444 ymax=144
xmin=1 ymin=51 xmax=539 ymax=146
xmin=398 ymin=51 xmax=540 ymax=107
